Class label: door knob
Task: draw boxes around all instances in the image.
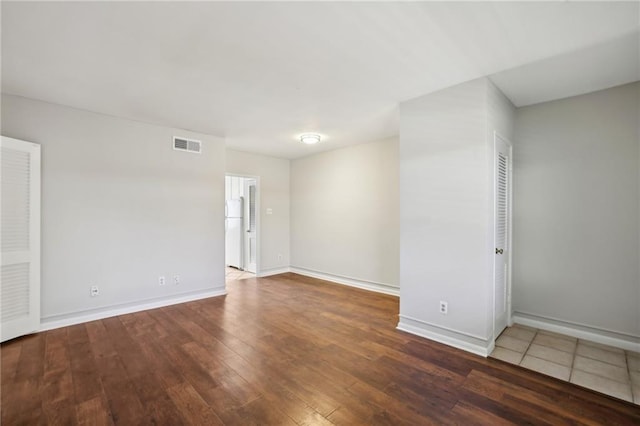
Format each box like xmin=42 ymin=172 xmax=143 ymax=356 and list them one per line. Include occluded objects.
xmin=495 ymin=248 xmax=503 ymax=254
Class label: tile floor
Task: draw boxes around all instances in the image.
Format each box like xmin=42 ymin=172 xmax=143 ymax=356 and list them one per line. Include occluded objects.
xmin=490 ymin=324 xmax=640 ymax=405
xmin=225 ymin=266 xmax=255 ymax=281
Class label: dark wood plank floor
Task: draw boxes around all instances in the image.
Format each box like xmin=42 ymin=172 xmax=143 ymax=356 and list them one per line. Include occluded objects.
xmin=2 ymin=273 xmax=640 ymax=425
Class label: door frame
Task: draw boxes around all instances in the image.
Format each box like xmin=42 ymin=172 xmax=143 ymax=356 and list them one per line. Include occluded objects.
xmin=243 ymin=178 xmax=257 ymax=274
xmin=225 ymin=173 xmax=260 ymax=276
xmin=492 ymin=131 xmax=513 ymax=339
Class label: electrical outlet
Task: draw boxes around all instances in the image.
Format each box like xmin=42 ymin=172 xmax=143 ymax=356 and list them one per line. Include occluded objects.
xmin=439 ymin=301 xmax=448 ymax=314
xmin=90 ymin=285 xmax=99 ymax=297
xmin=173 ymin=275 xmax=180 ymax=285
xmin=159 ymin=276 xmax=166 ymax=286
xmin=277 ymin=253 xmax=283 ymax=263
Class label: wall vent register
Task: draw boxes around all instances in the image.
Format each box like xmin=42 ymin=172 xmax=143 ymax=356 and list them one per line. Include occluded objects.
xmin=173 ymin=136 xmax=201 ymax=154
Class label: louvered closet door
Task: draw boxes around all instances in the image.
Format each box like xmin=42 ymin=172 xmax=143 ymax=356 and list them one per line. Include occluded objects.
xmin=493 ymin=133 xmax=511 ymax=337
xmin=1 ymin=136 xmax=40 ymax=342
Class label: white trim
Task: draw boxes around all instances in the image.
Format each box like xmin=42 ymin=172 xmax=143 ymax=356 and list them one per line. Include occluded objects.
xmin=397 ymin=315 xmax=494 ymax=357
xmin=290 ymin=266 xmax=399 ymax=297
xmin=257 ymin=267 xmax=291 ymax=278
xmin=31 ymin=141 xmax=42 ymax=337
xmin=513 ymin=312 xmax=640 ymax=352
xmin=398 ymin=314 xmax=489 ymax=341
xmin=40 ymin=287 xmax=227 ymax=332
xmin=243 ymin=178 xmax=258 ymax=274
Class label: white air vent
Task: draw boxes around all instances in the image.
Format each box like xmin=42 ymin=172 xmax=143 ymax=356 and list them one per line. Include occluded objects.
xmin=173 ymin=136 xmax=201 ymax=154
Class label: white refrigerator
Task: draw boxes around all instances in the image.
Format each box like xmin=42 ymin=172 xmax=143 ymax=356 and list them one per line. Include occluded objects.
xmin=225 ymin=198 xmax=244 ymax=269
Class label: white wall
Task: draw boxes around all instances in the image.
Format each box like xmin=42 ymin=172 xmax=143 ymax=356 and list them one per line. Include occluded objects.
xmin=487 ymin=80 xmax=516 ymax=144
xmin=513 ymin=82 xmax=640 ymax=340
xmin=398 ymin=78 xmax=514 ymax=355
xmin=225 ymin=149 xmax=290 ymax=275
xmin=290 ymin=138 xmax=399 ymax=294
xmin=1 ymin=95 xmax=226 ymax=324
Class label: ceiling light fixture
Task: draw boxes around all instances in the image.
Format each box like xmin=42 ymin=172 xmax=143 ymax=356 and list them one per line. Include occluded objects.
xmin=300 ymin=133 xmax=321 ymax=145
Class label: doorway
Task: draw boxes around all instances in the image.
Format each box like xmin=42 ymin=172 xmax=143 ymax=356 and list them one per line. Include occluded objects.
xmin=225 ymin=174 xmax=259 ymax=281
xmin=493 ymin=132 xmax=513 ymax=338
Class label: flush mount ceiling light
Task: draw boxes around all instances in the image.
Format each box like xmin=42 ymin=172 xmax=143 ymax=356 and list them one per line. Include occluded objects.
xmin=300 ymin=133 xmax=321 ymax=145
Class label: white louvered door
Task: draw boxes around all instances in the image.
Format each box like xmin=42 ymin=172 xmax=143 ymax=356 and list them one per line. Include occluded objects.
xmin=1 ymin=136 xmax=40 ymax=342
xmin=493 ymin=133 xmax=512 ymax=337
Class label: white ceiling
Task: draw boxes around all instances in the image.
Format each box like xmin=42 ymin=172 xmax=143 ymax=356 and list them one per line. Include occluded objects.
xmin=490 ymin=31 xmax=639 ymax=107
xmin=2 ymin=2 xmax=639 ymax=159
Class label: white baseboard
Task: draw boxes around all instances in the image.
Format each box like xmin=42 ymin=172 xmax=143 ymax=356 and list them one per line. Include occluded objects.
xmin=40 ymin=287 xmax=227 ymax=332
xmin=257 ymin=267 xmax=291 ymax=278
xmin=513 ymin=311 xmax=640 ymax=352
xmin=397 ymin=315 xmax=494 ymax=357
xmin=289 ymin=266 xmax=399 ymax=297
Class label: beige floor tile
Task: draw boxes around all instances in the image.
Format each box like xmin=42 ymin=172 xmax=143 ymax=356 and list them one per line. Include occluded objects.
xmin=496 ymin=335 xmax=530 ymax=353
xmin=511 ymin=323 xmax=538 ymax=332
xmin=628 ymin=353 xmax=640 ymax=372
xmin=537 ymin=329 xmax=577 ymax=342
xmin=578 ymin=339 xmax=625 ymax=354
xmin=533 ymin=333 xmax=577 ymax=354
xmin=225 ymin=268 xmax=255 ymax=281
xmin=576 ymin=343 xmax=626 ymax=367
xmin=520 ymin=355 xmax=571 ymax=381
xmin=502 ymin=327 xmax=536 ymax=343
xmin=490 ymin=347 xmax=524 ymax=365
xmin=631 ymin=371 xmax=640 ymax=385
xmin=573 ymin=356 xmax=629 ymax=384
xmin=526 ymin=344 xmax=573 ymax=367
xmin=570 ymin=370 xmax=633 ymax=403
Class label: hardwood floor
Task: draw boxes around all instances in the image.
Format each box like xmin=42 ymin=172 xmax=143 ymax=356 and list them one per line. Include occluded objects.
xmin=2 ymin=273 xmax=639 ymax=425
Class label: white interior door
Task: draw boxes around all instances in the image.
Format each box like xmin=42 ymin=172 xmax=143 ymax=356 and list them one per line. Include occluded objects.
xmin=244 ymin=180 xmax=257 ymax=274
xmin=493 ymin=133 xmax=512 ymax=337
xmin=1 ymin=136 xmax=41 ymax=342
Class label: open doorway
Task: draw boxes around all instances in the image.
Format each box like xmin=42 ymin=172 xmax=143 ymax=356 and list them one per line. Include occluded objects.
xmin=225 ymin=174 xmax=259 ymax=282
